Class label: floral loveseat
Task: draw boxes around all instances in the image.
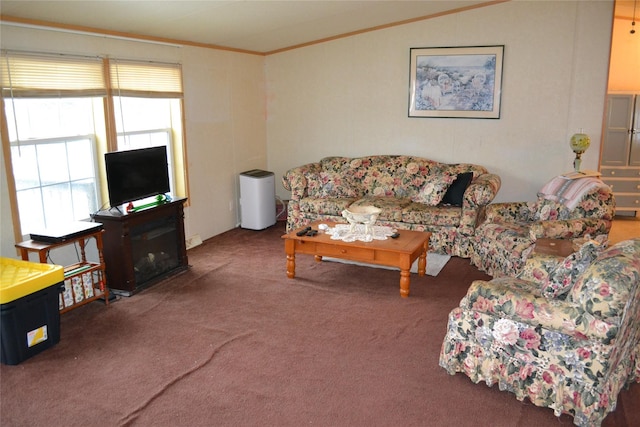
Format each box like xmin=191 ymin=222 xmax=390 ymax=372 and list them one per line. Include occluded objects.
xmin=440 ymin=238 xmax=640 ymax=426
xmin=470 ymin=176 xmax=615 ymax=277
xmin=281 ymin=155 xmax=501 ymax=257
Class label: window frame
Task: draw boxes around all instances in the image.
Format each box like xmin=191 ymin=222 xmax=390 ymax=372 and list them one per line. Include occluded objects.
xmin=9 ymin=133 xmax=100 ymax=234
xmin=1 ymin=51 xmax=189 ymax=244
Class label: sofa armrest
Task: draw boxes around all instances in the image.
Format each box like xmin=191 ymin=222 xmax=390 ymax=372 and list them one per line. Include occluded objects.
xmin=464 ymin=173 xmax=502 ymax=207
xmin=481 ymin=201 xmax=536 ymax=224
xmin=457 ymin=173 xmax=502 ymax=235
xmin=462 ymin=278 xmax=618 ymax=343
xmin=515 ymin=253 xmax=564 ymax=285
xmin=281 ymin=162 xmax=322 ymax=201
xmin=528 ymin=218 xmax=612 ymax=240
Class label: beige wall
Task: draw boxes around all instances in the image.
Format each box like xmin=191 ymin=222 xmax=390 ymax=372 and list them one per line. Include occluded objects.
xmin=266 ymin=0 xmax=614 ymax=203
xmin=608 ymin=16 xmax=640 ymax=91
xmin=0 ymin=25 xmax=266 ymax=257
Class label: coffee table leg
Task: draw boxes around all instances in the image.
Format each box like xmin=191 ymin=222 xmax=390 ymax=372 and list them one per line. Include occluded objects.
xmin=399 ymin=270 xmax=410 ymax=298
xmin=417 ymin=246 xmax=427 ymax=277
xmin=285 ymin=239 xmax=296 ymax=278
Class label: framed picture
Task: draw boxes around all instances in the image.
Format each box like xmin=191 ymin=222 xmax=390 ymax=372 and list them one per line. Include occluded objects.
xmin=408 ymin=45 xmax=504 ymax=119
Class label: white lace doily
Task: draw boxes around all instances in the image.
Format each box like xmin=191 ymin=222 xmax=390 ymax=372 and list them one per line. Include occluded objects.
xmin=326 ymin=224 xmax=396 ymax=242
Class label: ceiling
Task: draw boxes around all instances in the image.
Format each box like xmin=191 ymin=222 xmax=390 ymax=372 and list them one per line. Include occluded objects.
xmin=0 ymin=0 xmax=497 ymax=54
xmin=0 ymin=1 xmax=633 ymax=55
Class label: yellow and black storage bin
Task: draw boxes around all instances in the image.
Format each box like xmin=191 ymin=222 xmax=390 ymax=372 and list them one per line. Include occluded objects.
xmin=0 ymin=257 xmax=64 ymax=365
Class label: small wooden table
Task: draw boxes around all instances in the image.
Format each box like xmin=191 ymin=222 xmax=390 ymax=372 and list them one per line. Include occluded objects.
xmin=534 ymin=238 xmax=575 ymax=257
xmin=282 ymin=221 xmax=431 ymax=297
xmin=15 ymin=227 xmax=109 ymax=313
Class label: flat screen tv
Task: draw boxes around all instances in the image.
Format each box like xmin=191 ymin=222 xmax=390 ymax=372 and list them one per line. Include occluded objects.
xmin=105 ymin=146 xmax=170 ymax=208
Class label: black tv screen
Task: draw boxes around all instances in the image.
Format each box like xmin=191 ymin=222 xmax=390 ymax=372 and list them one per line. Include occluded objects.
xmin=105 ymin=146 xmax=170 ymax=208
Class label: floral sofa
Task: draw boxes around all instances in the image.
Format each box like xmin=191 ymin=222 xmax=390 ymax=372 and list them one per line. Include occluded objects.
xmin=281 ymin=155 xmax=501 ymax=257
xmin=470 ymin=176 xmax=615 ymax=277
xmin=440 ymin=238 xmax=640 ymax=426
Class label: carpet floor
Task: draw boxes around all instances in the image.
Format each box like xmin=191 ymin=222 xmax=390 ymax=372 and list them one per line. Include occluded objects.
xmin=322 ymin=251 xmax=450 ymax=276
xmin=1 ymin=222 xmax=638 ymax=427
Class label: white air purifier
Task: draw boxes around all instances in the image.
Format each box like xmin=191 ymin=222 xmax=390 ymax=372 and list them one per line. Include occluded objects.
xmin=239 ymin=169 xmax=276 ymax=230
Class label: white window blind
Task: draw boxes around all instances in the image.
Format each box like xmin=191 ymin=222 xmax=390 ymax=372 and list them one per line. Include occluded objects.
xmin=0 ymin=51 xmax=106 ymax=97
xmin=110 ymin=60 xmax=183 ymax=98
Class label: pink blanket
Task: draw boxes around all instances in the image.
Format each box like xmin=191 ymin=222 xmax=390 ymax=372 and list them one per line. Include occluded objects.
xmin=538 ymin=176 xmax=606 ymax=210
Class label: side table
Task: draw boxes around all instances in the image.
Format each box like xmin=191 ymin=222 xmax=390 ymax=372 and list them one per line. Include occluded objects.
xmin=533 ymin=238 xmax=575 ymax=257
xmin=15 ymin=228 xmax=109 ymax=314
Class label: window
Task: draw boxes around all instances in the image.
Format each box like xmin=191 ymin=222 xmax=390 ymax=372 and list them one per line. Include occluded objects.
xmin=10 ymin=135 xmax=99 ymax=233
xmin=1 ymin=52 xmax=188 ymax=237
xmin=109 ymin=59 xmax=186 ymax=206
xmin=113 ymin=97 xmax=179 ymax=195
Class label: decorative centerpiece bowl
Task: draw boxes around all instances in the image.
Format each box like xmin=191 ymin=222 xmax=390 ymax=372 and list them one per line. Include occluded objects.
xmin=342 ymin=205 xmax=382 ymax=236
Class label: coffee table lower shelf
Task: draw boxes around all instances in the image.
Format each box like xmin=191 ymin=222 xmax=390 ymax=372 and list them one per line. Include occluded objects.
xmin=282 ymin=222 xmax=431 ymax=297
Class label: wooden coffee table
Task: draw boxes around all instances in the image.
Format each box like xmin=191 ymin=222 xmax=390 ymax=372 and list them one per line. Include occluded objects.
xmin=282 ymin=221 xmax=431 ymax=297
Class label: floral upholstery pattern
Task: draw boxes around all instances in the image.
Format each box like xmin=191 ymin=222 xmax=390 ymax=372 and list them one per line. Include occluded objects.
xmin=304 ymin=171 xmax=361 ymax=198
xmin=516 ymin=252 xmax=563 ymax=284
xmin=440 ymin=238 xmax=640 ymax=427
xmin=282 ymin=155 xmax=502 ymax=257
xmin=534 ymin=199 xmax=571 ymax=221
xmin=541 ymin=240 xmax=604 ymax=299
xmin=470 ymin=183 xmax=615 ymax=277
xmin=410 ymin=175 xmax=456 ymax=205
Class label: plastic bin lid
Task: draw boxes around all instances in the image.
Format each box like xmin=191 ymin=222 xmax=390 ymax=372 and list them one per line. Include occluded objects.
xmin=0 ymin=257 xmax=64 ymax=304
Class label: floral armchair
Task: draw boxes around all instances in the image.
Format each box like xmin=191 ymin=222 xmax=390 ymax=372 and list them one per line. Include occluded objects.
xmin=470 ymin=176 xmax=615 ymax=277
xmin=440 ymin=238 xmax=640 ymax=427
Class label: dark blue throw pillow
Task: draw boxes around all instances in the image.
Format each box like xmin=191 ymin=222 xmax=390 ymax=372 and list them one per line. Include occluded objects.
xmin=442 ymin=172 xmax=473 ymax=206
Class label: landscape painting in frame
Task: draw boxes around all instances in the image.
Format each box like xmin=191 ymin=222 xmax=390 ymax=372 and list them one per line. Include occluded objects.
xmin=409 ymin=45 xmax=504 ymax=118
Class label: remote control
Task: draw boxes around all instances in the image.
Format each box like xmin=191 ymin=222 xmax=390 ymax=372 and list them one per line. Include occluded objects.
xmin=390 ymin=232 xmax=400 ymax=239
xmin=306 ymin=229 xmax=318 ymax=236
xmin=296 ymin=226 xmax=311 ymax=236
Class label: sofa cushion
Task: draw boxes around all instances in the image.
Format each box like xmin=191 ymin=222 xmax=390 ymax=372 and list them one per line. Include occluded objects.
xmin=470 ymin=221 xmax=536 ymax=278
xmin=402 ymin=203 xmax=461 ymax=226
xmin=534 ymin=199 xmax=571 ymax=221
xmin=411 ymin=175 xmax=455 ymax=205
xmin=353 ymin=155 xmax=439 ymax=198
xmin=567 ymin=239 xmax=640 ymax=323
xmin=304 ymin=171 xmax=360 ymax=198
xmin=541 ymin=240 xmax=602 ymax=299
xmin=442 ymin=172 xmax=473 ymax=206
xmin=299 ymin=197 xmax=357 ymax=216
xmin=516 ymin=253 xmax=564 ymax=285
xmin=349 ymin=196 xmax=412 ymax=222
